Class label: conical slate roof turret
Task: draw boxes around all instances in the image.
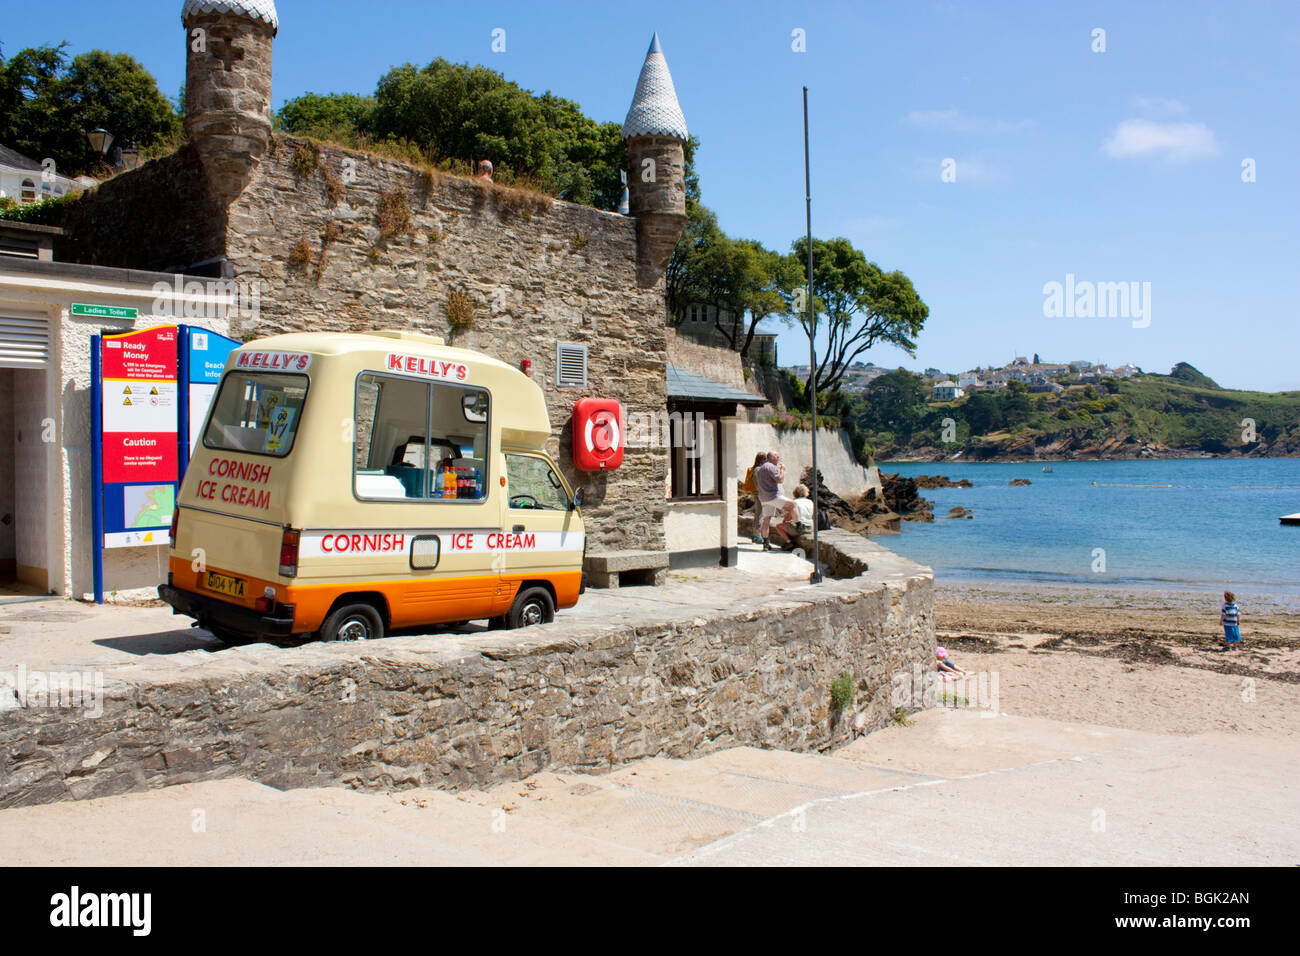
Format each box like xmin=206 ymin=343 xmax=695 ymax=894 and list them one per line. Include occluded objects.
xmin=182 ymin=0 xmax=279 ymax=33
xmin=622 ymin=33 xmax=687 ymax=141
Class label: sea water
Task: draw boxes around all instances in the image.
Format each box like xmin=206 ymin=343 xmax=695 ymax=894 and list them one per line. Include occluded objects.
xmin=877 ymin=459 xmax=1300 ymax=608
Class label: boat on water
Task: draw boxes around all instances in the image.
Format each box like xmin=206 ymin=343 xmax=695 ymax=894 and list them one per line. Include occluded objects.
xmin=1042 ymin=466 xmax=1053 ymax=473
xmin=1282 ymin=513 xmax=1300 ymax=526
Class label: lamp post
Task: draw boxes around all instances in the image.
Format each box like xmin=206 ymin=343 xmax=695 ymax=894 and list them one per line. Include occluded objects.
xmin=803 ymin=86 xmax=822 ymax=585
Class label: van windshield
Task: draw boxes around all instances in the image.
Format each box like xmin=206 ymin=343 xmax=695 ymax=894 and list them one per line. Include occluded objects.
xmin=203 ymin=372 xmax=309 ymax=457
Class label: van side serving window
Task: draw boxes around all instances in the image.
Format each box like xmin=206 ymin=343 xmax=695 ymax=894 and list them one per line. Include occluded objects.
xmin=202 ymin=372 xmax=308 ymax=458
xmin=353 ymin=372 xmax=491 ymax=501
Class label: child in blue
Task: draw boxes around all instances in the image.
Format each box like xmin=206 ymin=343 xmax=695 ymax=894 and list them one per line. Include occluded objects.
xmin=1220 ymin=590 xmax=1241 ymax=650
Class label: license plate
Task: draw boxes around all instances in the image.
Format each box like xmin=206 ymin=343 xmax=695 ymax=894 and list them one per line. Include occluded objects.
xmin=205 ymin=572 xmax=246 ymax=598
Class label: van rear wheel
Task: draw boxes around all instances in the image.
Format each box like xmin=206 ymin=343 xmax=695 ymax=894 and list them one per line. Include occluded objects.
xmin=319 ymin=603 xmax=384 ymax=642
xmin=507 ymin=587 xmax=554 ymax=629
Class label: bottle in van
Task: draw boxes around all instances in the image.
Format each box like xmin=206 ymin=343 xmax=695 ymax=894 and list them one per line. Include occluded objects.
xmin=434 ymin=467 xmax=444 ymax=496
xmin=445 ymin=464 xmax=457 ymax=499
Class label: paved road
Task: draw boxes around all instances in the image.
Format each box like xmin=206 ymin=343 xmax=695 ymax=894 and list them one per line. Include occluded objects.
xmin=4 ymin=710 xmax=1293 ymax=865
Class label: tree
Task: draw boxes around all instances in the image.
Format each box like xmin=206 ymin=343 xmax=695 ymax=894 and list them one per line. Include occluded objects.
xmin=863 ymin=369 xmax=928 ymax=433
xmin=365 ymin=58 xmax=628 ymax=207
xmin=276 ymin=92 xmax=375 ymax=138
xmin=665 ymin=202 xmax=795 ymax=361
xmin=0 ymin=44 xmax=180 ymax=175
xmin=785 ymin=236 xmax=928 ymax=404
xmin=962 ymin=390 xmax=1003 ymax=435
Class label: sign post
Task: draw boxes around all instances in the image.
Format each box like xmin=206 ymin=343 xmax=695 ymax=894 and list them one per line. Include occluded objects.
xmin=93 ymin=326 xmax=180 ymax=602
xmin=89 ymin=322 xmax=236 ymax=603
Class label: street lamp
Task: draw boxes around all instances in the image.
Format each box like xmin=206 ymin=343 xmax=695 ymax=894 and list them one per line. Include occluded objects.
xmin=119 ymin=144 xmax=140 ymax=172
xmin=86 ymin=128 xmax=114 ymax=162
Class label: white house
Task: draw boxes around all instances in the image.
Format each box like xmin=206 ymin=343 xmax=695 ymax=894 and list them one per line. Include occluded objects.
xmin=930 ymin=380 xmax=964 ymax=401
xmin=0 ymin=145 xmax=92 ymax=206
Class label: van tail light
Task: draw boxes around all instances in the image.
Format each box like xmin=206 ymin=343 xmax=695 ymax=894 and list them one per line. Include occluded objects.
xmin=279 ymin=528 xmax=300 ymax=578
xmin=255 ymin=585 xmax=276 ymax=613
xmin=169 ymin=509 xmax=179 ymax=545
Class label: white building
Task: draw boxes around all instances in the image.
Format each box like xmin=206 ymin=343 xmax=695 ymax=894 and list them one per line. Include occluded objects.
xmin=930 ymin=380 xmax=964 ymax=401
xmin=0 ymin=145 xmax=92 ymax=206
xmin=0 ymin=251 xmax=230 ymax=598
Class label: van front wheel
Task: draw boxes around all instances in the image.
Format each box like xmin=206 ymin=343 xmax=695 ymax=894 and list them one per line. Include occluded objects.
xmin=319 ymin=603 xmax=384 ymax=642
xmin=507 ymin=587 xmax=554 ymax=629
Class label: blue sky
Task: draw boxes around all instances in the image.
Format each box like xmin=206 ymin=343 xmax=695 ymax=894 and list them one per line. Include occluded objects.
xmin=9 ymin=0 xmax=1298 ymax=390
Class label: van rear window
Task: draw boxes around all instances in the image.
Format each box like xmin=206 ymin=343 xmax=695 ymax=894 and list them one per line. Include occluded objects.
xmin=203 ymin=372 xmax=308 ymax=457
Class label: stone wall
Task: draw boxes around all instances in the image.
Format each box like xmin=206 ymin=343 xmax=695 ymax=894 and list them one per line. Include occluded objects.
xmin=55 ymin=135 xmax=671 ymax=552
xmin=737 ymin=422 xmax=879 ymax=498
xmin=0 ymin=536 xmax=933 ymax=807
xmin=665 ymin=329 xmax=757 ymax=394
xmin=55 ymin=146 xmax=227 ymax=274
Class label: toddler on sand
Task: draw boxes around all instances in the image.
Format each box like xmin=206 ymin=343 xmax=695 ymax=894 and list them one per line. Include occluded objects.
xmin=1220 ymin=590 xmax=1242 ymax=650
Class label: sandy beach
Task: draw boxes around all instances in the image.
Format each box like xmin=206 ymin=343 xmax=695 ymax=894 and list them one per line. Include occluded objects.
xmin=933 ymin=579 xmax=1300 ymax=737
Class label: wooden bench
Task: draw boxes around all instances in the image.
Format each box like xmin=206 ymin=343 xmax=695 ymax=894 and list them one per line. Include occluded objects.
xmin=583 ymin=550 xmax=669 ymax=589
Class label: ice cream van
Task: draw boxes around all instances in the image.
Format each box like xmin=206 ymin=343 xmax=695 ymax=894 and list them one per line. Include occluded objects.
xmin=158 ymin=330 xmax=585 ymax=643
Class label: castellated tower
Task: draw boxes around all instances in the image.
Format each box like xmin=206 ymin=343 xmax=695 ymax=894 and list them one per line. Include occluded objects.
xmin=623 ymin=34 xmax=688 ymax=286
xmin=181 ymin=0 xmax=278 ymax=204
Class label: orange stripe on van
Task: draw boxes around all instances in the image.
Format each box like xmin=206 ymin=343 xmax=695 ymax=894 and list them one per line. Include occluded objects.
xmin=169 ymin=558 xmax=581 ymax=634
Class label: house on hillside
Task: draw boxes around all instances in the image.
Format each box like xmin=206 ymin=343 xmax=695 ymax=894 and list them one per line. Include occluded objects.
xmin=930 ymin=380 xmax=964 ymax=401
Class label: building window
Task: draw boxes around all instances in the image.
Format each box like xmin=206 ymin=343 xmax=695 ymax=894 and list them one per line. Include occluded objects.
xmin=556 ymin=342 xmax=588 ymax=387
xmin=668 ymin=406 xmax=722 ymax=500
xmin=20 ymin=179 xmax=36 ymax=203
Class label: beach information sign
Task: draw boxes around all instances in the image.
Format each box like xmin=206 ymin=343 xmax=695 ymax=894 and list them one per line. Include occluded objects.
xmin=183 ymin=327 xmax=239 ymax=460
xmin=97 ymin=326 xmax=179 ymax=549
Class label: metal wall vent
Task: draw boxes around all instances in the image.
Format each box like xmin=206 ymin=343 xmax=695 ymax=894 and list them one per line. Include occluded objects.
xmin=556 ymin=342 xmax=588 ymax=387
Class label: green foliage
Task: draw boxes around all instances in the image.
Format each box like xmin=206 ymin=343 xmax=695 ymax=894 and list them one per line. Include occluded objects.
xmin=786 ymin=236 xmax=929 ymax=401
xmin=274 ymin=60 xmax=680 ymax=211
xmin=275 ymin=92 xmax=375 ymax=139
xmin=368 ymin=59 xmax=626 ymax=208
xmin=848 ymin=368 xmax=1300 ymax=456
xmin=666 ymin=201 xmax=795 ymax=361
xmin=1165 ymin=362 xmax=1220 ymax=390
xmin=831 ymin=673 xmax=854 ymax=715
xmin=0 ymin=191 xmax=81 ymax=224
xmin=0 ymin=43 xmax=181 ymax=176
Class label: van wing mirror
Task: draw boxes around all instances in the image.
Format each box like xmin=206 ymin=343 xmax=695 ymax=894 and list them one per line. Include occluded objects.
xmin=571 ymin=488 xmax=583 ymax=511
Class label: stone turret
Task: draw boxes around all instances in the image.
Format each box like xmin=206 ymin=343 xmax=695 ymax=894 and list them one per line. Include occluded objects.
xmin=181 ymin=0 xmax=278 ymax=204
xmin=622 ymin=34 xmax=688 ymax=286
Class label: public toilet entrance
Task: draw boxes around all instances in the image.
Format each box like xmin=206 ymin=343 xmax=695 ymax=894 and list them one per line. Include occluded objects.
xmin=0 ymin=312 xmax=52 ymax=594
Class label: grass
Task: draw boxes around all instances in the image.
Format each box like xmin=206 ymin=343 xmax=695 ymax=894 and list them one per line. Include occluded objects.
xmin=890 ymin=706 xmax=911 ymax=727
xmin=830 ymin=673 xmax=854 ymax=715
